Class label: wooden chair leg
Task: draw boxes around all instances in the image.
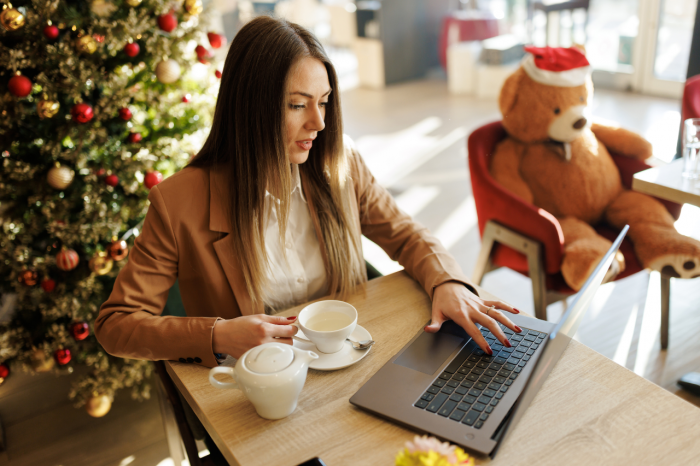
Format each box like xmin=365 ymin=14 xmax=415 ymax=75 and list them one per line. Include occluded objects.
xmin=156 ymin=375 xmax=187 ymax=466
xmin=475 ymin=221 xmax=549 ymax=321
xmin=660 ymin=274 xmax=671 ymax=350
xmin=526 ymin=242 xmax=548 ymax=321
xmin=154 ymin=361 xmax=209 ymax=466
xmin=472 ymin=222 xmax=497 ymax=286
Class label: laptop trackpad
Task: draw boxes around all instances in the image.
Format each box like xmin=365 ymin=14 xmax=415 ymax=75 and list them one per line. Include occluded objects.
xmin=393 ymin=325 xmax=466 ymax=375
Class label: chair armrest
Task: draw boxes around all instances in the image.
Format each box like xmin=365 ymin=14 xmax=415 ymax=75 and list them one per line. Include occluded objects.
xmin=611 ymin=153 xmax=683 ymax=220
xmin=468 ymin=122 xmax=565 ymax=275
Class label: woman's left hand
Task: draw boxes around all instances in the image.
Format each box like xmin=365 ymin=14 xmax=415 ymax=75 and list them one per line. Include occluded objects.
xmin=427 ymin=281 xmax=522 ymax=355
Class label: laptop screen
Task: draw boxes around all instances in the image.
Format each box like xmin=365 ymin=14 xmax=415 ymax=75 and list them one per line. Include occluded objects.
xmin=491 ymin=225 xmax=629 ymax=456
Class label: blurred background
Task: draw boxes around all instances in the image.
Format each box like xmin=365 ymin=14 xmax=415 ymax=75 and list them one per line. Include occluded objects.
xmin=2 ymin=0 xmax=699 ymax=465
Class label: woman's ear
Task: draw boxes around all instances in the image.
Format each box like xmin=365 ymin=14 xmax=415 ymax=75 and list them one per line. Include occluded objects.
xmin=499 ymin=69 xmax=523 ymax=117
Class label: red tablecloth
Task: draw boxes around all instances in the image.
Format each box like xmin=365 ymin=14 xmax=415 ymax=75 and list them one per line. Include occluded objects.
xmin=439 ymin=12 xmax=499 ymax=69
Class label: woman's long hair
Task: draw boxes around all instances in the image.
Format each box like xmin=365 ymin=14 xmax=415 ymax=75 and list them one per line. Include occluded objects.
xmin=190 ymin=16 xmax=364 ymax=306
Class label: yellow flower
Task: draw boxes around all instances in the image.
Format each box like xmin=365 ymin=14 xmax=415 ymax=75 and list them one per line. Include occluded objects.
xmin=395 ymin=435 xmax=475 ymax=466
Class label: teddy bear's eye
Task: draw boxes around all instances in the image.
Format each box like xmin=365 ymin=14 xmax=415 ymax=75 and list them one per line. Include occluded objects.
xmin=554 ymin=108 xmax=561 ymax=115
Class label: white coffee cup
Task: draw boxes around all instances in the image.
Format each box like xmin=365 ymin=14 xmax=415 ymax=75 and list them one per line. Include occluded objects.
xmin=292 ymin=300 xmax=357 ymax=354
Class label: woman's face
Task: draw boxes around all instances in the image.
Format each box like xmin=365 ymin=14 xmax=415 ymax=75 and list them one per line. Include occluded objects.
xmin=285 ymin=57 xmax=331 ymax=164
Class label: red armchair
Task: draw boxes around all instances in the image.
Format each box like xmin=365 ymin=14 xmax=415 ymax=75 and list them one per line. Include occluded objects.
xmin=468 ymin=121 xmax=681 ymax=348
xmin=682 ymin=74 xmax=700 ymax=122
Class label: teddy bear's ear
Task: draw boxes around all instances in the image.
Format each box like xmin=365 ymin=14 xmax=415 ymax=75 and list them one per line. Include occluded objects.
xmin=571 ymin=43 xmax=587 ymax=55
xmin=499 ymin=68 xmax=523 ymax=116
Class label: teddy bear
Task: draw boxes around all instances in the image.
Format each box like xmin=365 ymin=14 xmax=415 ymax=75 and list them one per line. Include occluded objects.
xmin=489 ymin=45 xmax=700 ymax=291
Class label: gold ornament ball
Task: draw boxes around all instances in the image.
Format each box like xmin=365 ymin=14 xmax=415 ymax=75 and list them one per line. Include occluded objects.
xmin=86 ymin=394 xmax=112 ymax=417
xmin=0 ymin=7 xmax=25 ymax=31
xmin=90 ymin=0 xmax=117 ymax=17
xmin=37 ymin=100 xmax=60 ymax=119
xmin=47 ymin=163 xmax=75 ymax=190
xmin=125 ymin=0 xmax=142 ymax=6
xmin=89 ymin=250 xmax=114 ymax=275
xmin=184 ymin=0 xmax=203 ymax=15
xmin=76 ymin=35 xmax=98 ymax=54
xmin=31 ymin=349 xmax=55 ymax=373
xmin=155 ymin=59 xmax=181 ymax=84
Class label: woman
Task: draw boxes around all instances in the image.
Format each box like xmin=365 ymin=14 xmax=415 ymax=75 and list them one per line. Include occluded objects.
xmin=95 ymin=16 xmax=521 ymax=367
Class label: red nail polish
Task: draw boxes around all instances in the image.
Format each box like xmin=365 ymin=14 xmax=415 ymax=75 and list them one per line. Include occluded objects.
xmin=515 ymin=326 xmax=523 ymax=333
xmin=505 ymin=340 xmax=512 ymax=348
xmin=287 ymin=316 xmax=297 ymax=321
xmin=513 ymin=308 xmax=520 ymax=314
xmin=486 ymin=347 xmax=493 ymax=355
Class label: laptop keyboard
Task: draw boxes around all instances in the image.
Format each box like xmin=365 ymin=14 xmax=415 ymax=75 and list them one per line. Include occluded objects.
xmin=413 ymin=324 xmax=547 ymax=429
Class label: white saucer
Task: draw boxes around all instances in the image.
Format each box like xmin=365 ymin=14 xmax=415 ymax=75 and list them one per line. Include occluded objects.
xmin=293 ymin=324 xmax=373 ymax=371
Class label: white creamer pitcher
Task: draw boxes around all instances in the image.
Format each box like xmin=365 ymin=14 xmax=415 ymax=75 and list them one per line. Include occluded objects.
xmin=208 ymin=342 xmax=319 ymax=419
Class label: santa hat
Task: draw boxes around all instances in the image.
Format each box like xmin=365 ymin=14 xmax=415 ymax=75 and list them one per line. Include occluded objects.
xmin=521 ymin=46 xmax=591 ymax=87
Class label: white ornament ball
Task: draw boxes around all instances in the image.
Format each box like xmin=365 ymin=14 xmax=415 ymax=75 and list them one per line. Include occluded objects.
xmin=47 ymin=164 xmax=75 ymax=190
xmin=155 ymin=59 xmax=181 ymax=84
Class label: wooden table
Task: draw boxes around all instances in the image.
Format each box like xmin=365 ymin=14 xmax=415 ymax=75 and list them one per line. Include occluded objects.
xmin=165 ymin=272 xmax=700 ymax=465
xmin=632 ymin=158 xmax=700 ymax=207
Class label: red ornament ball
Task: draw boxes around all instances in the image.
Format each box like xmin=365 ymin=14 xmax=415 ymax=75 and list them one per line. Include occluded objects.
xmin=8 ymin=75 xmax=32 ymax=97
xmin=54 ymin=348 xmax=71 ymax=365
xmin=158 ymin=13 xmax=177 ymax=33
xmin=181 ymin=94 xmax=190 ymax=103
xmin=0 ymin=364 xmax=8 ymax=379
xmin=207 ymin=32 xmax=225 ymax=49
xmin=195 ymin=45 xmax=210 ymax=59
xmin=56 ymin=248 xmax=79 ymax=271
xmin=118 ymin=107 xmax=132 ymax=121
xmin=43 ymin=24 xmax=59 ymax=40
xmin=215 ymin=70 xmax=222 ymax=79
xmin=128 ymin=132 xmax=142 ymax=143
xmin=41 ymin=278 xmax=56 ymax=293
xmin=109 ymin=238 xmax=129 ymax=261
xmin=71 ymin=103 xmax=94 ymax=123
xmin=144 ymin=171 xmax=163 ymax=190
xmin=124 ymin=42 xmax=140 ymax=57
xmin=105 ymin=174 xmax=119 ymax=187
xmin=70 ymin=322 xmax=90 ymax=341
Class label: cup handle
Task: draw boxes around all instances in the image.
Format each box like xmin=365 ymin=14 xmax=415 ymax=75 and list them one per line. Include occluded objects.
xmin=209 ymin=366 xmax=239 ymax=390
xmin=290 ymin=322 xmax=308 ymax=344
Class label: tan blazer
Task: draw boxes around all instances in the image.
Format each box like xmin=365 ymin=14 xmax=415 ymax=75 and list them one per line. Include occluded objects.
xmin=95 ymin=146 xmax=474 ymax=367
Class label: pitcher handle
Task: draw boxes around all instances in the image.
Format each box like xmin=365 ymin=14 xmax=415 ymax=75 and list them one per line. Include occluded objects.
xmin=209 ymin=366 xmax=239 ymax=390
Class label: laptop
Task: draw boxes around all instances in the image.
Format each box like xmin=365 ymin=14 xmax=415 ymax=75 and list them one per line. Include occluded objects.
xmin=350 ymin=225 xmax=629 ymax=457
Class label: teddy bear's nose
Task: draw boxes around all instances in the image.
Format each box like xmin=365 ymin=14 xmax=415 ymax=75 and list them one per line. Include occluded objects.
xmin=573 ymin=118 xmax=587 ymax=129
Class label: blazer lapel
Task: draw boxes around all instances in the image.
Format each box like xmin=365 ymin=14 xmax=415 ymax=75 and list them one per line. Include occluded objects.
xmin=209 ymin=167 xmax=263 ymax=316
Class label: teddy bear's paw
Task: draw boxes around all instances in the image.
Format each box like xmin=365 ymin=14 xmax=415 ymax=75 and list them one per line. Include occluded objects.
xmin=602 ymin=254 xmax=624 ymax=284
xmin=648 ymin=255 xmax=700 ymax=279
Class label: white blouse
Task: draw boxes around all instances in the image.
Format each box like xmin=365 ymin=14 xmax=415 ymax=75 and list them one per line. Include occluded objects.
xmin=262 ymin=164 xmax=328 ymax=313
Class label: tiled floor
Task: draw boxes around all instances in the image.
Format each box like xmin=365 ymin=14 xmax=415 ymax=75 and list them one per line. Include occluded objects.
xmin=2 ymin=79 xmax=698 ymax=466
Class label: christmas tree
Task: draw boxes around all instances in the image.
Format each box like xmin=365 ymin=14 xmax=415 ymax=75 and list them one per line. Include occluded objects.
xmin=0 ymin=0 xmax=222 ymax=416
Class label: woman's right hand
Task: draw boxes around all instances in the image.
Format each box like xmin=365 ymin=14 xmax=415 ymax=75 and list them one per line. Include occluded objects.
xmin=212 ymin=315 xmax=299 ymax=359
